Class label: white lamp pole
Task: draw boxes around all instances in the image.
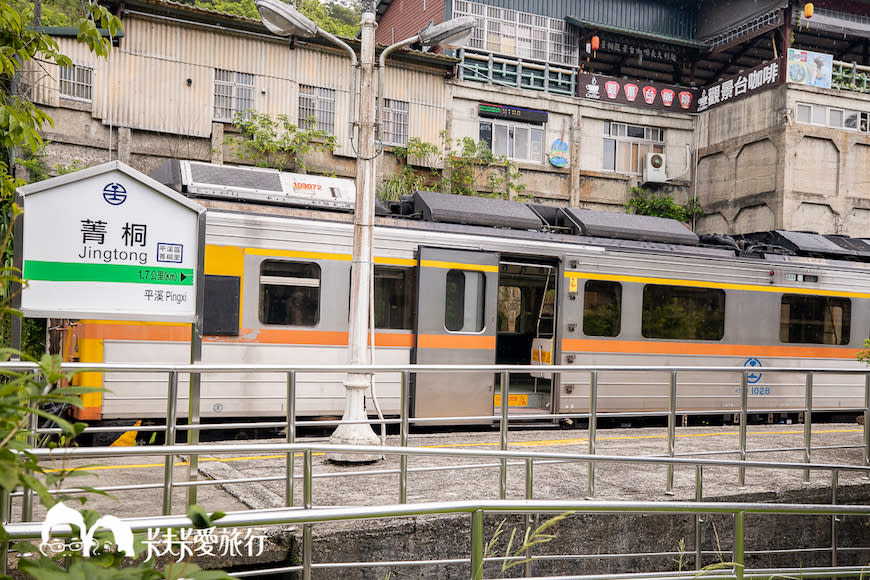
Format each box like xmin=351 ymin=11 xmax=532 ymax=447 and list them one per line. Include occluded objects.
xmin=256 ymin=0 xmax=476 ymax=462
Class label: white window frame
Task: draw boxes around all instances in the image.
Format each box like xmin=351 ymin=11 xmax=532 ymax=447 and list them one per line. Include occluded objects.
xmin=602 ymin=121 xmax=665 ymax=175
xmin=298 ymin=85 xmax=336 ymax=134
xmin=214 ymin=69 xmax=254 ymax=122
xmin=381 ymin=99 xmax=409 ymax=146
xmin=795 ymin=102 xmax=863 ymax=130
xmin=480 ymin=119 xmax=544 ymax=163
xmin=59 ymin=64 xmax=93 ymax=102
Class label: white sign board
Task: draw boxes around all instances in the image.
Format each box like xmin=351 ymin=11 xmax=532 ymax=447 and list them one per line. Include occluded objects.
xmin=18 ymin=161 xmax=205 ymax=322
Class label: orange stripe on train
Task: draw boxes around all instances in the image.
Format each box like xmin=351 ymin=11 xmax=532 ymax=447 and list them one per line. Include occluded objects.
xmin=561 ymin=338 xmax=859 ymax=360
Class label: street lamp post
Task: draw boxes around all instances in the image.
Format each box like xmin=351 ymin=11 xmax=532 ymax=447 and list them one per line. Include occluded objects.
xmin=256 ymin=0 xmax=476 ymax=462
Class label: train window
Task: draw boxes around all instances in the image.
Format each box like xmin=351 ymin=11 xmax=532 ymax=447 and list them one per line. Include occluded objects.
xmin=642 ymin=285 xmax=725 ymax=340
xmin=374 ymin=266 xmax=416 ymax=330
xmin=583 ymin=280 xmax=621 ymax=337
xmin=780 ymin=294 xmax=851 ymax=345
xmin=258 ymin=260 xmax=320 ymax=326
xmin=445 ymin=269 xmax=485 ymax=332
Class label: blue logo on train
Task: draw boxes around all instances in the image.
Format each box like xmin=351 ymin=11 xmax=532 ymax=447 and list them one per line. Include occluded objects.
xmin=743 ymin=357 xmax=762 ymax=384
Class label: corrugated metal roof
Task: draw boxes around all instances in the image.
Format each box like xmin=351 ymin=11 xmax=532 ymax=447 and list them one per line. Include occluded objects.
xmin=565 ymin=16 xmax=706 ymax=48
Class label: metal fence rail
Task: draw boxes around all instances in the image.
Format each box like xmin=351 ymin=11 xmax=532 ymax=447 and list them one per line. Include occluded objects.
xmin=5 ymin=496 xmax=870 ymax=580
xmin=2 ymin=363 xmax=869 ymax=514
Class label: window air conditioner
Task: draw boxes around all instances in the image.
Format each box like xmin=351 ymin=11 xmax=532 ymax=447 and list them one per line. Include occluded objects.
xmin=643 ymin=152 xmax=667 ymax=183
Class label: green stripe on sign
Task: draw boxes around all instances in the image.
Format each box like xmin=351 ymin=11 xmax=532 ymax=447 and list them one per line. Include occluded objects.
xmin=24 ymin=261 xmax=194 ymax=286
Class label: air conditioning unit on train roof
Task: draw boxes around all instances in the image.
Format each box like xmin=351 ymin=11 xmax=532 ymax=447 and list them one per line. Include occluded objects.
xmin=642 ymin=152 xmax=667 ymax=184
xmin=149 ymin=160 xmax=356 ymax=211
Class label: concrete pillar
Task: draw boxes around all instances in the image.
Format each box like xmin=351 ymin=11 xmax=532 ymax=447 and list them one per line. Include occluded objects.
xmin=117 ymin=127 xmax=132 ymax=164
xmin=211 ymin=122 xmax=224 ymax=164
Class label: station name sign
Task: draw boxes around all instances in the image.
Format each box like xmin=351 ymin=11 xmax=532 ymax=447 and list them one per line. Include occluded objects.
xmin=578 ymin=73 xmax=699 ymax=112
xmin=479 ymin=103 xmax=548 ymax=125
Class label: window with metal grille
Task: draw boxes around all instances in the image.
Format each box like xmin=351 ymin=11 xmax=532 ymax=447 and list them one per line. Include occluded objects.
xmin=214 ymin=69 xmax=254 ymax=122
xmin=454 ymin=0 xmax=579 ymax=66
xmin=602 ymin=121 xmax=665 ymax=174
xmin=298 ymin=85 xmax=335 ymax=134
xmin=381 ymin=99 xmax=409 ymax=146
xmin=59 ymin=64 xmax=93 ymax=102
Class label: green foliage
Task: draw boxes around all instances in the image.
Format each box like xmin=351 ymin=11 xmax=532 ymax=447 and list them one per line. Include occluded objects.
xmin=182 ymin=0 xmax=361 ymax=37
xmin=379 ymin=133 xmax=527 ymax=201
xmin=624 ymin=186 xmax=703 ymax=223
xmin=478 ymin=512 xmax=573 ymax=578
xmin=224 ymin=110 xmax=337 ymax=174
xmin=857 ymin=339 xmax=870 ymax=365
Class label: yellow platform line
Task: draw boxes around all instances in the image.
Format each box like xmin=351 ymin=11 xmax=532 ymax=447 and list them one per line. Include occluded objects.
xmin=44 ymin=428 xmax=863 ymax=472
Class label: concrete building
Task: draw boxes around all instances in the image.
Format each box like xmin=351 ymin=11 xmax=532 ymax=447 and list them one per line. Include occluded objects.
xmin=19 ymin=0 xmax=870 ymax=236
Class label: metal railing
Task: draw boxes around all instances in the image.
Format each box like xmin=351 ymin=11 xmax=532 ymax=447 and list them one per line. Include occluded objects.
xmin=2 ymin=362 xmax=870 ymax=578
xmin=2 ymin=362 xmax=869 ymax=517
xmin=458 ymin=50 xmax=578 ymax=96
xmin=832 ymin=59 xmax=870 ymax=93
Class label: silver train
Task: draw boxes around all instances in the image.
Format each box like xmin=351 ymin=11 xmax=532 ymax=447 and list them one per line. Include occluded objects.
xmin=63 ymin=161 xmax=870 ymax=424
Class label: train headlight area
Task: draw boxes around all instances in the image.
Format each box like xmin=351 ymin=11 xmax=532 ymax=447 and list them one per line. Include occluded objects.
xmin=49 ymin=160 xmax=870 ymax=430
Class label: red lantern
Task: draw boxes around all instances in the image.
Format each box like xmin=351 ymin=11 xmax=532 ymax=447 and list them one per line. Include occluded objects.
xmin=591 ymin=35 xmax=600 ymax=51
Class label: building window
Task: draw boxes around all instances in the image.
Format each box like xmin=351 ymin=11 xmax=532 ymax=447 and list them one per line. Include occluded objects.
xmin=445 ymin=269 xmax=485 ymax=332
xmin=480 ymin=120 xmax=544 ymax=163
xmin=59 ymin=64 xmax=93 ymax=102
xmin=298 ymin=85 xmax=335 ymax=134
xmin=214 ymin=69 xmax=254 ymax=122
xmin=795 ymin=102 xmax=864 ymax=130
xmin=583 ymin=280 xmax=621 ymax=337
xmin=603 ymin=121 xmax=665 ymax=174
xmin=780 ymin=294 xmax=850 ymax=345
xmin=454 ymin=0 xmax=578 ymax=66
xmin=374 ymin=266 xmax=416 ymax=329
xmin=641 ymin=285 xmax=725 ymax=341
xmin=381 ymin=99 xmax=409 ymax=146
xmin=259 ymin=260 xmax=320 ymax=326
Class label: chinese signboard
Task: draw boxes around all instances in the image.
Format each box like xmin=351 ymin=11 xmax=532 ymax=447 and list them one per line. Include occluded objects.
xmin=786 ymin=48 xmax=832 ymax=89
xmin=479 ymin=103 xmax=548 ymax=125
xmin=18 ymin=161 xmax=204 ymax=322
xmin=578 ymin=73 xmax=699 ymax=112
xmin=597 ymin=39 xmax=679 ymax=64
xmin=697 ymin=57 xmax=784 ymax=112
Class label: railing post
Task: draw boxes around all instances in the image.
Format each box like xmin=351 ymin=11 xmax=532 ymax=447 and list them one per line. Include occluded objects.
xmin=186 ymin=368 xmax=201 ymax=509
xmin=734 ymin=511 xmax=745 ymax=580
xmin=803 ymin=371 xmax=814 ymax=483
xmin=400 ymin=370 xmax=410 ymax=504
xmin=738 ymin=371 xmax=748 ymax=487
xmin=500 ymin=370 xmax=510 ymax=500
xmin=472 ymin=509 xmax=484 ymax=580
xmin=303 ymin=448 xmax=313 ymax=580
xmin=831 ymin=468 xmax=839 ymax=568
xmin=516 ymin=59 xmax=523 ymax=89
xmin=695 ymin=464 xmax=703 ymax=570
xmin=162 ymin=370 xmax=179 ymax=515
xmin=1 ymin=489 xmax=8 ymax=576
xmin=666 ymin=370 xmax=677 ymax=495
xmin=286 ymin=370 xmax=296 ymax=507
xmin=22 ymin=382 xmax=39 ymax=522
xmin=863 ymin=373 xmax=869 ymax=479
xmin=587 ymin=370 xmax=598 ymax=499
xmin=525 ymin=457 xmax=535 ymax=577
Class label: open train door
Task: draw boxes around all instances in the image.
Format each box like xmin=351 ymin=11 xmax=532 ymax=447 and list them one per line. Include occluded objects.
xmin=413 ymin=247 xmax=499 ymax=421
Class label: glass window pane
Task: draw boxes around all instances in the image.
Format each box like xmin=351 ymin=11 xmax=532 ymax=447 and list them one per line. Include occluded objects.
xmin=627 ymin=125 xmax=645 ymax=139
xmin=812 ymin=105 xmax=826 ymax=125
xmin=642 ymin=285 xmax=725 ymax=340
xmin=445 ymin=270 xmax=485 ymax=332
xmin=845 ymin=111 xmax=859 ymax=129
xmin=493 ymin=124 xmax=509 ymax=157
xmin=796 ymin=103 xmax=812 ymax=123
xmin=829 ymin=108 xmax=843 ymax=128
xmin=375 ymin=267 xmax=416 ymax=329
xmin=259 ymin=261 xmax=320 ymax=326
xmin=514 ymin=126 xmax=529 ymax=160
xmin=616 ymin=142 xmax=632 ymax=172
xmin=583 ymin=280 xmax=621 ymax=336
xmin=530 ymin=128 xmax=543 ymax=161
xmin=480 ymin=122 xmax=493 ymax=150
xmin=780 ymin=295 xmax=850 ymax=345
xmin=603 ymin=139 xmax=616 ymax=171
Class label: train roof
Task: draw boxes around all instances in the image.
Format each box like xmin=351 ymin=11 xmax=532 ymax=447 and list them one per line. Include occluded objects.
xmin=150 ymin=160 xmax=870 ymax=266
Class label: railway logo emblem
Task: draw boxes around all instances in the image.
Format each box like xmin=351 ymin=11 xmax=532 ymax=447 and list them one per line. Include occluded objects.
xmin=743 ymin=357 xmax=763 ymax=384
xmin=102 ymin=182 xmax=128 ymax=205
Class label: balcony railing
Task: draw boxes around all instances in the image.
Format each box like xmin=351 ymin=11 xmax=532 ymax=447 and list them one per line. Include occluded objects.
xmin=458 ymin=50 xmax=577 ymax=96
xmin=832 ymin=59 xmax=870 ymax=94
